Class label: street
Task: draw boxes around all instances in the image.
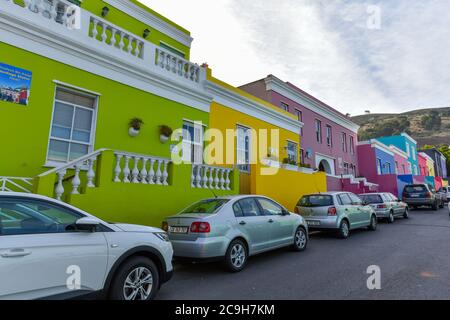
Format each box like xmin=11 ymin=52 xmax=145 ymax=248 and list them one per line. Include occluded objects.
xmin=158 ymin=207 xmax=450 ymax=300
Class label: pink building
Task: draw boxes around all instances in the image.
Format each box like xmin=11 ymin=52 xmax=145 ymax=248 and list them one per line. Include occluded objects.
xmin=418 ymin=153 xmax=428 ymax=176
xmin=390 ymin=145 xmax=410 ymax=175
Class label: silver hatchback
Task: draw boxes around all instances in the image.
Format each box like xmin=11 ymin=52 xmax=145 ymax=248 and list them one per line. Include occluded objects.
xmin=359 ymin=193 xmax=409 ymax=223
xmin=163 ymin=195 xmax=308 ymax=272
xmin=295 ymin=192 xmax=377 ymax=239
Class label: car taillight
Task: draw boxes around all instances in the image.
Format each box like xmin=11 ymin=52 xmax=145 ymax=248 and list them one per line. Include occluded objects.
xmin=377 ymin=204 xmax=387 ymax=209
xmin=294 ymin=207 xmax=299 ymax=214
xmin=161 ymin=221 xmax=168 ymax=232
xmin=425 ymin=192 xmax=432 ymax=198
xmin=190 ymin=222 xmax=211 ymax=233
xmin=328 ymin=207 xmax=337 ymax=216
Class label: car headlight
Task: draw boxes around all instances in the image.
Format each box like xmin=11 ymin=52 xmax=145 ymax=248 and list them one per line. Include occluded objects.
xmin=153 ymin=232 xmax=170 ymax=242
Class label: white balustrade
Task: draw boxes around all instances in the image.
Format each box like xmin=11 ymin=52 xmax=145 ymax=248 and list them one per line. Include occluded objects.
xmin=191 ymin=165 xmax=232 ymax=190
xmin=113 ymin=152 xmax=171 ymax=186
xmin=155 ymin=48 xmax=201 ymax=83
xmin=18 ymin=0 xmax=79 ymax=28
xmin=0 ymin=177 xmax=33 ymax=193
xmin=89 ymin=16 xmax=145 ymax=59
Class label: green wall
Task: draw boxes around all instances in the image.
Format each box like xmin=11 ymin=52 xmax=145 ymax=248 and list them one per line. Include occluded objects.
xmin=0 ymin=42 xmax=206 ymax=177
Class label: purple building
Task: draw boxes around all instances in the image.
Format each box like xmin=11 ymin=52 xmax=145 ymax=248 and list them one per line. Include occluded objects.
xmin=240 ymin=75 xmax=360 ymax=179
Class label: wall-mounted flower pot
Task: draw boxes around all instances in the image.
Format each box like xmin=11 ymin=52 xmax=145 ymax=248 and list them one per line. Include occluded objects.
xmin=129 ymin=127 xmax=140 ymax=137
xmin=160 ymin=134 xmax=170 ymax=144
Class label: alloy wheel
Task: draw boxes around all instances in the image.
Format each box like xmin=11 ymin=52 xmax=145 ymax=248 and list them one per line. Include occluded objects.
xmin=230 ymin=244 xmax=246 ymax=268
xmin=123 ymin=267 xmax=153 ymax=300
xmin=342 ymin=222 xmax=349 ymax=237
xmin=295 ymin=228 xmax=307 ymax=249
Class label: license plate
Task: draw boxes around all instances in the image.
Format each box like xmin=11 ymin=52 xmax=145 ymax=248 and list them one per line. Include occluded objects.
xmin=411 ymin=194 xmax=420 ymax=198
xmin=307 ymin=220 xmax=320 ymax=226
xmin=169 ymin=226 xmax=189 ymax=234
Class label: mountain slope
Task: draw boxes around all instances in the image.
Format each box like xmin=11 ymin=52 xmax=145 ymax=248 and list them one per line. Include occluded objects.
xmin=352 ymin=107 xmax=450 ymax=147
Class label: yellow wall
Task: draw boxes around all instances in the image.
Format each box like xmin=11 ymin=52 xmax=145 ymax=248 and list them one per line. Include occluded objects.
xmin=209 ymin=102 xmax=327 ymax=210
xmin=426 ymin=159 xmax=435 ymax=177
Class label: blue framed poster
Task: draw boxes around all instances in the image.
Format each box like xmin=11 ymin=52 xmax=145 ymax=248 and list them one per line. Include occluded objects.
xmin=0 ymin=62 xmax=32 ymax=106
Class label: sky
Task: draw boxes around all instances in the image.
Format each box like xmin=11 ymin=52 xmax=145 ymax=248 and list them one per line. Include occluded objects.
xmin=140 ymin=0 xmax=450 ymax=116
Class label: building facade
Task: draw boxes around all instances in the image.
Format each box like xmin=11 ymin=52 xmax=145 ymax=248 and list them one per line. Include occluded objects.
xmin=376 ymin=133 xmax=419 ymax=176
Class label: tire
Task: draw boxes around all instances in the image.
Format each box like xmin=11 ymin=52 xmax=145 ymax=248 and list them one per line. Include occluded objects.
xmin=439 ymin=201 xmax=445 ymax=209
xmin=337 ymin=220 xmax=350 ymax=239
xmin=432 ymin=202 xmax=438 ymax=211
xmin=292 ymin=227 xmax=308 ymax=252
xmin=403 ymin=207 xmax=409 ymax=219
xmin=109 ymin=257 xmax=159 ymax=301
xmin=225 ymin=239 xmax=248 ymax=272
xmin=387 ymin=211 xmax=395 ymax=224
xmin=368 ymin=215 xmax=377 ymax=231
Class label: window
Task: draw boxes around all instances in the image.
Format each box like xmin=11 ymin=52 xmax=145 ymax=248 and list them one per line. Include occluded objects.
xmin=341 ymin=132 xmax=347 ymax=152
xmin=300 ymin=149 xmax=305 ymax=165
xmin=0 ymin=198 xmax=83 ymax=236
xmin=360 ymin=194 xmax=383 ymax=204
xmin=411 ymin=146 xmax=416 ymax=160
xmin=315 ymin=119 xmax=322 ymax=143
xmin=159 ymin=42 xmax=186 ymax=58
xmin=343 ymin=163 xmax=349 ymax=175
xmin=349 ymin=136 xmax=355 ymax=154
xmin=298 ymin=195 xmax=333 ymax=207
xmin=280 ymin=102 xmax=289 ymax=112
xmin=236 ymin=198 xmax=261 ymax=217
xmin=182 ymin=121 xmax=204 ymax=164
xmin=237 ymin=125 xmax=251 ymax=173
xmin=386 ymin=162 xmax=391 ymax=174
xmin=408 ymin=162 xmax=412 ymax=173
xmin=395 ymin=161 xmax=399 ymax=174
xmin=256 ymin=198 xmax=283 ymax=216
xmin=406 ymin=142 xmax=410 ymax=156
xmin=338 ymin=194 xmax=352 ymax=205
xmin=326 ymin=125 xmax=332 ymax=146
xmin=181 ymin=199 xmax=229 ymax=215
xmin=295 ymin=109 xmax=303 ymax=136
xmin=48 ymin=87 xmax=97 ymax=163
xmin=287 ymin=141 xmax=298 ymax=163
xmin=402 ymin=164 xmax=406 ymax=174
xmin=348 ymin=193 xmax=362 ymax=205
xmin=413 ymin=165 xmax=418 ymax=175
xmin=377 ymin=158 xmax=382 ymax=174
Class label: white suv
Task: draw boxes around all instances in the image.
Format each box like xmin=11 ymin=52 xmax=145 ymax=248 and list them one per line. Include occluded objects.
xmin=0 ymin=193 xmax=173 ymax=300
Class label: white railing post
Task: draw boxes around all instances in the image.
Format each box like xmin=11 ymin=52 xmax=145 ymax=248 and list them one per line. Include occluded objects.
xmin=148 ymin=158 xmax=156 ymax=184
xmin=196 ymin=165 xmax=202 ymax=188
xmin=123 ymin=156 xmax=131 ymax=183
xmin=71 ymin=164 xmax=81 ymax=194
xmin=131 ymin=156 xmax=140 ymax=183
xmin=225 ymin=169 xmax=231 ymax=190
xmin=86 ymin=157 xmax=96 ymax=187
xmin=114 ymin=154 xmax=123 ymax=182
xmin=140 ymin=157 xmax=148 ymax=184
xmin=191 ymin=164 xmax=197 ymax=188
xmin=162 ymin=160 xmax=169 ymax=185
xmin=55 ymin=169 xmax=66 ymax=200
xmin=202 ymin=166 xmax=209 ymax=188
xmin=155 ymin=159 xmax=162 ymax=185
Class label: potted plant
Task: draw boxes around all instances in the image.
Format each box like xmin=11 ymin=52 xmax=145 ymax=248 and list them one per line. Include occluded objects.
xmin=128 ymin=117 xmax=143 ymax=137
xmin=159 ymin=125 xmax=173 ymax=143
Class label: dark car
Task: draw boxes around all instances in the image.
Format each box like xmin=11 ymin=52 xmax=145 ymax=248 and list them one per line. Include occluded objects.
xmin=402 ymin=184 xmax=445 ymax=211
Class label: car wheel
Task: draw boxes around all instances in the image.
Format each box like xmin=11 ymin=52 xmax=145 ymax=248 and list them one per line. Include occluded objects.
xmin=292 ymin=227 xmax=308 ymax=252
xmin=403 ymin=207 xmax=409 ymax=219
xmin=368 ymin=215 xmax=377 ymax=231
xmin=387 ymin=211 xmax=394 ymax=224
xmin=109 ymin=257 xmax=159 ymax=300
xmin=337 ymin=220 xmax=349 ymax=239
xmin=432 ymin=202 xmax=438 ymax=211
xmin=225 ymin=239 xmax=248 ymax=272
xmin=439 ymin=202 xmax=445 ymax=209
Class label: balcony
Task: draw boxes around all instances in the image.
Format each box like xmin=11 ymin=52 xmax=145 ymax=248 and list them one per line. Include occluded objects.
xmin=1 ymin=0 xmax=206 ymax=90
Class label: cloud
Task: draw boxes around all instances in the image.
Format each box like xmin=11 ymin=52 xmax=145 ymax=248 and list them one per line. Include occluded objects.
xmin=139 ymin=0 xmax=450 ymax=115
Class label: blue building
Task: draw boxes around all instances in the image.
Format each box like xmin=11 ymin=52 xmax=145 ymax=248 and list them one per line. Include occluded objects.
xmin=376 ymin=133 xmax=419 ymax=176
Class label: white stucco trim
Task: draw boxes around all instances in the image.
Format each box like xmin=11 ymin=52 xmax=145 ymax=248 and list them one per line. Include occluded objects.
xmin=264 ymin=75 xmax=360 ymax=133
xmin=103 ymin=0 xmax=193 ymax=47
xmin=389 ymin=145 xmax=408 ymax=159
xmin=359 ymin=140 xmax=394 ymax=156
xmin=401 ymin=132 xmax=417 ymax=144
xmin=419 ymin=152 xmax=434 ymax=163
xmin=315 ymin=153 xmax=336 ymax=175
xmin=205 ymin=81 xmax=303 ymax=134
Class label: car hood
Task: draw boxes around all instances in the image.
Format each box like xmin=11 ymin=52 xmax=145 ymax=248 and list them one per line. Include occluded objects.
xmin=113 ymin=223 xmax=163 ymax=233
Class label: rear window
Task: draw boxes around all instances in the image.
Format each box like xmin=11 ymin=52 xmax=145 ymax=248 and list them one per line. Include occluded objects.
xmin=360 ymin=194 xmax=383 ymax=204
xmin=298 ymin=195 xmax=333 ymax=207
xmin=181 ymin=199 xmax=229 ymax=215
xmin=404 ymin=185 xmax=427 ymax=193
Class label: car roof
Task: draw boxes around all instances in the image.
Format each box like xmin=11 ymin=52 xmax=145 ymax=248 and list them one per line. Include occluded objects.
xmin=302 ymin=192 xmax=348 ymax=196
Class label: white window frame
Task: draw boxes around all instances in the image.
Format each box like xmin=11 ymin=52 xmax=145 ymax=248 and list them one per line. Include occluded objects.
xmin=342 ymin=132 xmax=347 ymax=152
xmin=295 ymin=109 xmax=303 ymax=136
xmin=326 ymin=125 xmax=332 ymax=147
xmin=45 ymin=85 xmax=98 ymax=167
xmin=315 ymin=119 xmax=322 ymax=143
xmin=182 ymin=120 xmax=204 ymax=164
xmin=349 ymin=136 xmax=355 ymax=154
xmin=286 ymin=140 xmax=298 ymax=163
xmin=377 ymin=158 xmax=382 ymax=175
xmin=280 ymin=102 xmax=289 ymax=112
xmin=236 ymin=125 xmax=251 ymax=173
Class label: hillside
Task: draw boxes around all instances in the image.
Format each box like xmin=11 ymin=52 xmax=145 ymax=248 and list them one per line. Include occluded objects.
xmin=352 ymin=107 xmax=450 ymax=147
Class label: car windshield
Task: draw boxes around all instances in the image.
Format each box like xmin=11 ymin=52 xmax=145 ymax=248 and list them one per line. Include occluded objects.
xmin=298 ymin=195 xmax=333 ymax=207
xmin=360 ymin=194 xmax=383 ymax=204
xmin=180 ymin=199 xmax=229 ymax=215
xmin=405 ymin=185 xmax=427 ymax=193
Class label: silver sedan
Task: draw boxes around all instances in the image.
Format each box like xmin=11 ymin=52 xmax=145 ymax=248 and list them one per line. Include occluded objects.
xmin=163 ymin=195 xmax=308 ymax=272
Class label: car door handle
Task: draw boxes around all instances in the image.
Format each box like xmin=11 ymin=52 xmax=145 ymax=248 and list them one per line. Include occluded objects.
xmin=1 ymin=249 xmax=31 ymax=258
xmin=268 ymin=219 xmax=274 ymax=223
xmin=239 ymin=221 xmax=246 ymax=225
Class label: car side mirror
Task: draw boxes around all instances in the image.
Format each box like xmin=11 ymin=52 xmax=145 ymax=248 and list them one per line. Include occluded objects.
xmin=282 ymin=209 xmax=290 ymax=216
xmin=75 ymin=217 xmax=100 ymax=232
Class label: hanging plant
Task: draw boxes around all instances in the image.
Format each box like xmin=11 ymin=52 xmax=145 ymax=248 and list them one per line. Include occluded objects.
xmin=128 ymin=117 xmax=144 ymax=137
xmin=159 ymin=125 xmax=173 ymax=143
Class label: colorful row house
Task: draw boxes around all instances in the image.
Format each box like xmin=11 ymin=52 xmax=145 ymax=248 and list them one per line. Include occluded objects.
xmin=0 ymin=0 xmax=325 ymax=227
xmin=240 ymin=75 xmax=377 ymax=193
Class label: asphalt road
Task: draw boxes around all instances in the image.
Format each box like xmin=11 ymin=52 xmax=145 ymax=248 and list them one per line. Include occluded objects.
xmin=157 ymin=207 xmax=450 ymax=300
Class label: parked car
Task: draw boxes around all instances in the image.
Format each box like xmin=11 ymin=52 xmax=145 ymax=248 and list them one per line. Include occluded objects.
xmin=0 ymin=192 xmax=173 ymax=300
xmin=295 ymin=192 xmax=377 ymax=239
xmin=402 ymin=184 xmax=445 ymax=210
xmin=163 ymin=195 xmax=308 ymax=272
xmin=359 ymin=193 xmax=409 ymax=223
xmin=438 ymin=186 xmax=450 ymax=203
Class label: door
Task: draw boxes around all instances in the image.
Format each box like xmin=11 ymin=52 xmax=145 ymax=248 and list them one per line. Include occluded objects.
xmin=256 ymin=197 xmax=293 ymax=247
xmin=348 ymin=193 xmax=370 ymax=226
xmin=0 ymin=197 xmax=108 ymax=300
xmin=386 ymin=193 xmax=401 ymax=215
xmin=233 ymin=198 xmax=272 ymax=254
